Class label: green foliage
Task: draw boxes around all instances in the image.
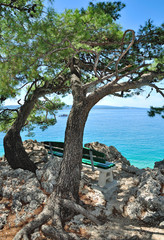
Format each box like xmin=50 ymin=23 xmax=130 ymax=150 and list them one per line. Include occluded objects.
xmin=0 ymin=0 xmax=125 ymax=103
xmin=150 ymin=56 xmax=164 ymax=77
xmin=81 ymin=1 xmax=125 ymax=21
xmin=23 ymin=96 xmax=65 ymax=136
xmin=0 ymin=0 xmax=164 ymax=135
xmin=0 ymin=0 xmax=44 ymax=17
xmin=137 ymin=20 xmax=164 ymax=61
xmin=0 ymin=0 xmax=44 ymax=101
xmin=148 ymin=106 xmax=164 ymax=118
xmin=0 ymin=96 xmax=65 ymax=136
xmin=0 ymin=0 xmax=67 ymax=134
xmin=1 ymin=1 xmax=163 ymax=100
xmin=0 ymin=107 xmax=18 ymax=132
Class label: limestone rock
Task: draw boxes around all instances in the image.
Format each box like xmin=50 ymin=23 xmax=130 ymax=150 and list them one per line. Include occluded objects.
xmin=154 ymin=159 xmax=164 ymax=168
xmin=154 ymin=159 xmax=164 ymax=175
xmin=85 ymin=142 xmax=130 ymax=167
xmin=159 ymin=221 xmax=164 ymax=228
xmin=36 ymin=156 xmax=62 ymax=193
xmin=0 ymin=213 xmax=8 ymax=229
xmin=0 ymin=139 xmax=164 ymax=239
xmin=23 ymin=139 xmax=48 ymax=163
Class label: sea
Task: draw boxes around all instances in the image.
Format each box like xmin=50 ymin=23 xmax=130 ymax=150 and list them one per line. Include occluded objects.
xmin=0 ymin=106 xmax=163 ymax=169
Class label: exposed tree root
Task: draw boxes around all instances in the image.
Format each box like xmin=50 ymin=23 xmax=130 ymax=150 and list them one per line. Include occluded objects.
xmin=62 ymin=198 xmax=101 ymax=225
xmin=13 ymin=195 xmax=101 ymax=240
xmin=13 ymin=204 xmax=53 ymax=240
xmin=42 ymin=224 xmax=81 ymax=240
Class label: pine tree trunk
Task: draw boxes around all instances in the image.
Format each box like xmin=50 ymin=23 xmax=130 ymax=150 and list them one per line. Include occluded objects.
xmin=4 ymin=98 xmax=38 ymax=172
xmin=4 ymin=129 xmax=37 ymax=172
xmin=56 ymin=103 xmax=90 ymax=202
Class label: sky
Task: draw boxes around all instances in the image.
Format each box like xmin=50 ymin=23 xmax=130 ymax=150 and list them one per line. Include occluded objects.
xmin=49 ymin=0 xmax=164 ymax=32
xmin=5 ymin=0 xmax=164 ymax=107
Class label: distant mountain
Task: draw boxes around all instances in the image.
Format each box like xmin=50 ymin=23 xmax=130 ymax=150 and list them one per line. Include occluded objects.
xmin=1 ymin=105 xmax=19 ymax=109
xmin=93 ymin=105 xmax=130 ymax=109
xmin=2 ymin=105 xmax=148 ymax=110
xmin=63 ymin=105 xmax=147 ymax=110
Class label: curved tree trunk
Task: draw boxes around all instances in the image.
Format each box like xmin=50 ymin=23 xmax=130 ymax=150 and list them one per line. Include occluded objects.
xmin=4 ymin=97 xmax=38 ymax=172
xmin=12 ymin=72 xmax=100 ymax=239
xmin=56 ymin=64 xmax=93 ymax=203
xmin=3 ymin=82 xmax=67 ymax=173
xmin=56 ymin=102 xmax=90 ymax=202
xmin=4 ymin=129 xmax=37 ymax=172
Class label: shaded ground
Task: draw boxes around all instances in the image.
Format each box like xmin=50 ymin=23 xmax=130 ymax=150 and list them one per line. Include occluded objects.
xmin=0 ymin=140 xmax=164 ymax=240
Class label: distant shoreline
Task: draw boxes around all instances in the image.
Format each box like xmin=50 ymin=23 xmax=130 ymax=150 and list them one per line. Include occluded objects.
xmin=1 ymin=105 xmax=148 ymax=110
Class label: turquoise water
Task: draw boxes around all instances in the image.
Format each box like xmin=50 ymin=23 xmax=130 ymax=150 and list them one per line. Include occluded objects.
xmin=0 ymin=107 xmax=163 ymax=169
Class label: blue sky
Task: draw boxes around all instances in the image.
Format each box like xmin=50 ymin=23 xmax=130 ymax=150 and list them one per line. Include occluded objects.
xmin=50 ymin=0 xmax=164 ymax=31
xmin=47 ymin=0 xmax=164 ymax=107
xmin=5 ymin=0 xmax=164 ymax=107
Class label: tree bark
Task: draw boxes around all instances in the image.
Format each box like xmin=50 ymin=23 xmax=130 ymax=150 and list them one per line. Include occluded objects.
xmin=3 ymin=82 xmax=68 ymax=172
xmin=4 ymin=129 xmax=37 ymax=172
xmin=56 ymin=102 xmax=90 ymax=202
xmin=4 ymin=96 xmax=38 ymax=172
xmin=87 ymin=71 xmax=164 ymax=107
xmin=56 ymin=64 xmax=91 ymax=202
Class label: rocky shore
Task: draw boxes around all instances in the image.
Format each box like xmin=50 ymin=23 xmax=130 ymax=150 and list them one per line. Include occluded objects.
xmin=0 ymin=140 xmax=164 ymax=239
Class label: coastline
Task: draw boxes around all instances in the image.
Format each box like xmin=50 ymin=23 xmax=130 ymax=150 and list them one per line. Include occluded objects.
xmin=0 ymin=140 xmax=163 ymax=239
xmin=0 ymin=107 xmax=163 ymax=168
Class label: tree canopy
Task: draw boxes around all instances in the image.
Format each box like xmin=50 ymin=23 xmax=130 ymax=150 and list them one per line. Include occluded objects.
xmin=1 ymin=1 xmax=163 ymax=108
xmin=0 ymin=0 xmax=164 ymax=141
xmin=0 ymin=0 xmax=164 ymax=142
xmin=0 ymin=0 xmax=67 ymax=135
xmin=148 ymin=106 xmax=164 ymax=118
xmin=1 ymin=1 xmax=164 ymax=239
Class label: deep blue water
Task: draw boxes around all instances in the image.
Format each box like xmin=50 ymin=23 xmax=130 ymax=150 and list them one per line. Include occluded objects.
xmin=0 ymin=107 xmax=163 ymax=169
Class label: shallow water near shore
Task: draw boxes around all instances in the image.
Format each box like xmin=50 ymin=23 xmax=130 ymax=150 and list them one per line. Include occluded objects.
xmin=0 ymin=106 xmax=163 ymax=169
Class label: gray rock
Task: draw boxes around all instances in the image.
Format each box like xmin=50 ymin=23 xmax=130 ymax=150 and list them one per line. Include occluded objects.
xmin=23 ymin=139 xmax=48 ymax=164
xmin=23 ymin=200 xmax=40 ymax=212
xmin=72 ymin=214 xmax=84 ymax=224
xmin=14 ymin=212 xmax=28 ymax=226
xmin=154 ymin=159 xmax=164 ymax=169
xmin=4 ymin=168 xmax=35 ymax=183
xmin=36 ymin=169 xmax=44 ymax=181
xmin=85 ymin=142 xmax=131 ymax=166
xmin=141 ymin=210 xmax=160 ymax=223
xmin=19 ymin=187 xmax=47 ymax=204
xmin=12 ymin=200 xmax=22 ymax=212
xmin=0 ymin=178 xmax=3 ymax=196
xmin=2 ymin=185 xmax=13 ymax=198
xmin=11 ymin=178 xmax=21 ymax=187
xmin=159 ymin=221 xmax=164 ymax=228
xmin=0 ymin=204 xmax=6 ymax=210
xmin=31 ymin=230 xmax=42 ymax=240
xmin=41 ymin=181 xmax=55 ymax=194
xmin=0 ymin=213 xmax=9 ymax=229
xmin=12 ymin=177 xmax=46 ymax=204
xmin=37 ymin=157 xmax=61 ymax=193
xmin=29 ymin=200 xmax=40 ymax=210
xmin=0 ymin=140 xmax=163 ymax=237
xmin=0 ymin=166 xmax=12 ymax=178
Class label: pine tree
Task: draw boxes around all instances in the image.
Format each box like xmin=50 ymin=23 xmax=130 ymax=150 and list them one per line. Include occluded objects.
xmin=0 ymin=1 xmax=163 ymax=239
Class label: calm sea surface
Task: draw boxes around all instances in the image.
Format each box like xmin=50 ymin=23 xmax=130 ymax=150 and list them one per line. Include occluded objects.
xmin=0 ymin=107 xmax=163 ymax=169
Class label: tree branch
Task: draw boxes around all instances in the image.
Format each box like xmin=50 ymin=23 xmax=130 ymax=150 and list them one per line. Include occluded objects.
xmin=62 ymin=199 xmax=101 ymax=225
xmin=149 ymin=83 xmax=164 ymax=97
xmin=114 ymin=29 xmax=135 ymax=83
xmin=83 ymin=64 xmax=133 ymax=91
xmin=82 ymin=30 xmax=137 ymax=91
xmin=86 ymin=71 xmax=164 ymax=107
xmin=0 ymin=108 xmax=19 ymax=114
xmin=13 ymin=204 xmax=53 ymax=240
xmin=0 ymin=1 xmax=38 ymax=15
